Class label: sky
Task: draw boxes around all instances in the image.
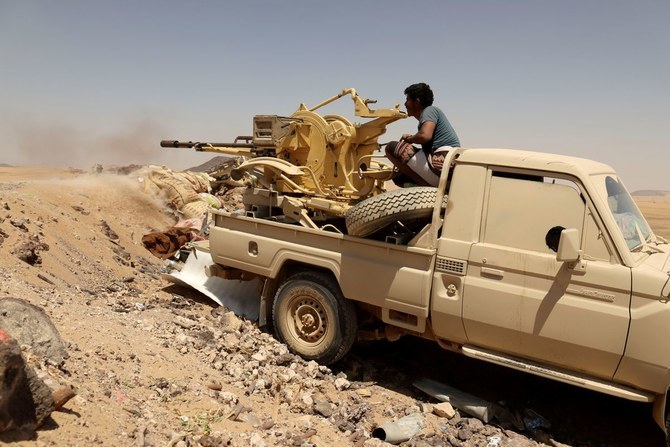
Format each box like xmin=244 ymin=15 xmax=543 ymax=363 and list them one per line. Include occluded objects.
xmin=1 ymin=0 xmax=668 ymax=191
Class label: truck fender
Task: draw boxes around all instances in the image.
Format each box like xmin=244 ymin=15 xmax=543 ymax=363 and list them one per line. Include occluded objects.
xmin=268 ymin=253 xmax=340 ymax=283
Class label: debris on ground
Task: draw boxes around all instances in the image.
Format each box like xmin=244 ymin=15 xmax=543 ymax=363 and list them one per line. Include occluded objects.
xmin=0 ymin=297 xmax=68 ymax=366
xmin=414 ymin=377 xmax=497 ymax=423
xmin=0 ymin=329 xmax=55 ymax=433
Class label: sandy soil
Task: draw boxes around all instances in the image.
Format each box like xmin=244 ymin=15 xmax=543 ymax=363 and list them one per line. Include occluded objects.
xmin=1 ymin=167 xmax=668 ymax=447
xmin=635 ymin=195 xmax=670 ymax=240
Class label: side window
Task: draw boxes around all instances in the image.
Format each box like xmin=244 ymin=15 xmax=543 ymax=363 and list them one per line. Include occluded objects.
xmin=583 ymin=209 xmax=612 ymax=262
xmin=484 ymin=173 xmax=584 ymax=254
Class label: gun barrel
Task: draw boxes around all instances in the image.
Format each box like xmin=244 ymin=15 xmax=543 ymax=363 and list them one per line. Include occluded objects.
xmin=161 ymin=140 xmax=256 ymax=149
xmin=160 ymin=140 xmax=195 ymax=148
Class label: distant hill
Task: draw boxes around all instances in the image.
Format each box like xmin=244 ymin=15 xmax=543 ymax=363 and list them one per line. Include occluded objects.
xmin=631 ymin=190 xmax=670 ymax=197
xmin=0 ymin=163 xmax=14 ymax=167
xmin=186 ymin=155 xmax=236 ymax=173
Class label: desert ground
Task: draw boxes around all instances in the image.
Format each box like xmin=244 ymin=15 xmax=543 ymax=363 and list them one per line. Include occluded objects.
xmin=1 ymin=165 xmax=669 ymax=447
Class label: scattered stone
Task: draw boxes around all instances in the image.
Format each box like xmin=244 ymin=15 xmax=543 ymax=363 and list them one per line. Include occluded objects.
xmin=37 ymin=273 xmax=55 ymax=285
xmin=13 ymin=235 xmax=49 ymax=265
xmin=174 ymin=316 xmax=197 ymax=329
xmin=206 ymin=381 xmax=222 ymax=391
xmin=433 ymin=402 xmax=456 ymax=419
xmin=356 ymin=388 xmax=372 ymax=398
xmin=0 ymin=297 xmax=69 ymax=366
xmin=456 ymin=417 xmax=484 ymax=441
xmin=314 ymin=398 xmax=333 ymax=418
xmin=420 ymin=402 xmax=433 ymax=414
xmin=274 ymin=352 xmax=294 ymax=366
xmin=10 ymin=218 xmax=28 ymax=232
xmin=219 ymin=311 xmax=242 ymax=333
xmin=100 ymin=220 xmax=119 ymax=240
xmin=71 ymin=206 xmax=90 ymax=215
xmin=334 ymin=377 xmax=350 ymax=391
xmin=0 ymin=330 xmax=55 ymax=432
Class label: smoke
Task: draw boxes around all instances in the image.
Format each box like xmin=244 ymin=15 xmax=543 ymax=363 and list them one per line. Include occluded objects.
xmin=1 ymin=115 xmax=198 ymax=169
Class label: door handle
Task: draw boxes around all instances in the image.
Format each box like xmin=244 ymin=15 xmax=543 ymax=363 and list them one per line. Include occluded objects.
xmin=481 ymin=267 xmax=504 ymax=279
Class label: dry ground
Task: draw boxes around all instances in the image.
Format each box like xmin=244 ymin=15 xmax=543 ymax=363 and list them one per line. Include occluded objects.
xmin=0 ymin=166 xmax=668 ymax=447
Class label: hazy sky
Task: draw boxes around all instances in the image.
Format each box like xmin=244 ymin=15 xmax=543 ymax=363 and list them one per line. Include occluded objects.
xmin=1 ymin=1 xmax=668 ymax=191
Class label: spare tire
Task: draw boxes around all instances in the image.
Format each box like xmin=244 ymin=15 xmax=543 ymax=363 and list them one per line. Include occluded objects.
xmin=346 ymin=187 xmax=446 ymax=238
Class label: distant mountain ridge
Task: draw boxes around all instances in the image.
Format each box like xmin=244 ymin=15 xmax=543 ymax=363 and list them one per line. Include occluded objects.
xmin=632 ymin=190 xmax=670 ymax=197
xmin=186 ymin=155 xmax=234 ymax=173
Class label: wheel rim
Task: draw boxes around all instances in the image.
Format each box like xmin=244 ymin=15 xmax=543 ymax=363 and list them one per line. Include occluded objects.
xmin=286 ymin=294 xmax=329 ymax=346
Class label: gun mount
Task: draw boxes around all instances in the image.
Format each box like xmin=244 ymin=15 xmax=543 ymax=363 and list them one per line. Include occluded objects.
xmin=163 ymin=88 xmax=407 ymax=228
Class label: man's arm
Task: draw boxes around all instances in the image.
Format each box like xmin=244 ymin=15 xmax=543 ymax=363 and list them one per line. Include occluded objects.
xmin=402 ymin=120 xmax=436 ymax=144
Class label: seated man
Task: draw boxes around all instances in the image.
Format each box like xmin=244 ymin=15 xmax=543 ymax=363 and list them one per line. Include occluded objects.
xmin=386 ymin=83 xmax=460 ymax=186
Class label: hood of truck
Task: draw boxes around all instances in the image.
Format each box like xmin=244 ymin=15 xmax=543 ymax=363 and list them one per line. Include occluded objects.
xmin=640 ymin=243 xmax=670 ymax=299
xmin=644 ymin=243 xmax=670 ymax=272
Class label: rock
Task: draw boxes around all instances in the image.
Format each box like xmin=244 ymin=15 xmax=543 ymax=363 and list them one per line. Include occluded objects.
xmin=71 ymin=206 xmax=89 ymax=215
xmin=433 ymin=402 xmax=456 ymax=419
xmin=274 ymin=352 xmax=294 ymax=366
xmin=334 ymin=377 xmax=350 ymax=390
xmin=10 ymin=218 xmax=28 ymax=232
xmin=314 ymin=398 xmax=333 ymax=418
xmin=100 ymin=220 xmax=119 ymax=240
xmin=0 ymin=297 xmax=68 ymax=366
xmin=251 ymin=352 xmax=267 ymax=362
xmin=356 ymin=388 xmax=372 ymax=398
xmin=206 ymin=381 xmax=222 ymax=391
xmin=249 ymin=432 xmax=266 ymax=447
xmin=239 ymin=412 xmax=262 ymax=428
xmin=456 ymin=418 xmax=484 ymax=441
xmin=174 ymin=316 xmax=197 ymax=329
xmin=219 ymin=311 xmax=242 ymax=333
xmin=300 ymin=393 xmax=314 ymax=407
xmin=12 ymin=236 xmax=49 ymax=265
xmin=419 ymin=402 xmax=433 ymax=414
xmin=0 ymin=330 xmax=55 ymax=432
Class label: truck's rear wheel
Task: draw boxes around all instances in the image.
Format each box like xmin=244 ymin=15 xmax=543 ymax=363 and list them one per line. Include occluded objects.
xmin=346 ymin=187 xmax=446 ymax=238
xmin=272 ymin=271 xmax=357 ymax=365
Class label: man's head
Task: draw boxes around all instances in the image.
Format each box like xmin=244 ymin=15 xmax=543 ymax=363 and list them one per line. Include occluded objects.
xmin=404 ymin=83 xmax=434 ymax=118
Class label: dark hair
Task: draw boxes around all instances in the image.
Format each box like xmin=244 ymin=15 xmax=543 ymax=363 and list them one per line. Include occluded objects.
xmin=404 ymin=83 xmax=434 ymax=106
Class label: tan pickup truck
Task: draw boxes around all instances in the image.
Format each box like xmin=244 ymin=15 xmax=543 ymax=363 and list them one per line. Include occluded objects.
xmin=205 ymin=147 xmax=670 ymax=434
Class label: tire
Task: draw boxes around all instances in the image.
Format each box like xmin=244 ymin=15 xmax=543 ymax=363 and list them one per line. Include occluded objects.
xmin=272 ymin=271 xmax=357 ymax=365
xmin=346 ymin=187 xmax=446 ymax=238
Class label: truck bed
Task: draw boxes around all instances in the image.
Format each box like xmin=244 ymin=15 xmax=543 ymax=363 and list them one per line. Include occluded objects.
xmin=209 ymin=210 xmax=436 ymax=329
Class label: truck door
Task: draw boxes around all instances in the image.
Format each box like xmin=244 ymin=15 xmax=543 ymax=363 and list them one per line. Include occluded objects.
xmin=462 ymin=171 xmax=631 ymax=380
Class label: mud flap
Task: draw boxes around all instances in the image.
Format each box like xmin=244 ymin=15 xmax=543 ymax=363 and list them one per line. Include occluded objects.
xmin=652 ymin=389 xmax=670 ymax=444
xmin=162 ymin=248 xmax=261 ymax=320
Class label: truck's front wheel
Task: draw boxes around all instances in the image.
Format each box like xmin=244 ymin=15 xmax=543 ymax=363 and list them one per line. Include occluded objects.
xmin=272 ymin=271 xmax=357 ymax=365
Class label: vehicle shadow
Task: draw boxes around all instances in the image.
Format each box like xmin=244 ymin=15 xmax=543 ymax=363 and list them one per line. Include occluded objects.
xmin=334 ymin=336 xmax=665 ymax=447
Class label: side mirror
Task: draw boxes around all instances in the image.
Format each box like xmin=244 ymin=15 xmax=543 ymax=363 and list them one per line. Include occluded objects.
xmin=556 ymin=228 xmax=580 ymax=262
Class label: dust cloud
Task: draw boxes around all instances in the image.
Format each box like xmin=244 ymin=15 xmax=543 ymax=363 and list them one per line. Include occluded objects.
xmin=1 ymin=116 xmax=200 ymax=170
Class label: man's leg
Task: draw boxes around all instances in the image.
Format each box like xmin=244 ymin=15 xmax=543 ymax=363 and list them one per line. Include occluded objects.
xmin=385 ymin=141 xmax=432 ymax=186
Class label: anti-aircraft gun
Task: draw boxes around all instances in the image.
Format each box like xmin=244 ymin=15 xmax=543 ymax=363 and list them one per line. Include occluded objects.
xmin=161 ymin=88 xmax=407 ymax=229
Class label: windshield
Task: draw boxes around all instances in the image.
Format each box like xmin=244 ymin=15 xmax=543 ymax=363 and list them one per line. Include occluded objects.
xmin=593 ymin=174 xmax=653 ymax=251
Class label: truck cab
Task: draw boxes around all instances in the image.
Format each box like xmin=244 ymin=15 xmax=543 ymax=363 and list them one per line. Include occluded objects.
xmin=430 ymin=149 xmax=670 ymax=429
